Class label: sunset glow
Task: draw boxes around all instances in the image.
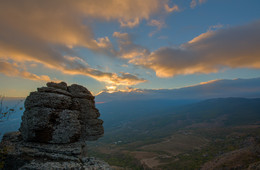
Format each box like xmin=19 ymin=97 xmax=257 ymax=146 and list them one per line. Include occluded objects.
xmin=0 ymin=0 xmax=260 ymax=97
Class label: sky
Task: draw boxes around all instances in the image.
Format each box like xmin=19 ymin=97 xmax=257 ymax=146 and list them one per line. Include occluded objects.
xmin=0 ymin=0 xmax=260 ymax=97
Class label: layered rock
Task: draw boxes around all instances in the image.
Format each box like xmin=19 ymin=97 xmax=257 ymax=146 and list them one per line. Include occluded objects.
xmin=0 ymin=82 xmax=110 ymax=170
xmin=1 ymin=132 xmax=110 ymax=170
xmin=20 ymin=82 xmax=104 ymax=143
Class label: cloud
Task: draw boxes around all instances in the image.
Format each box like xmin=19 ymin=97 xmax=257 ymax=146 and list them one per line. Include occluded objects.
xmin=119 ymin=18 xmax=140 ymax=28
xmin=164 ymin=4 xmax=179 ymax=13
xmin=148 ymin=19 xmax=166 ymax=36
xmin=199 ymin=0 xmax=207 ymax=4
xmin=96 ymin=77 xmax=260 ymax=102
xmin=199 ymin=79 xmax=222 ymax=85
xmin=148 ymin=20 xmax=165 ymax=29
xmin=61 ymin=66 xmax=147 ymax=86
xmin=101 ymin=85 xmax=144 ymax=94
xmin=113 ymin=32 xmax=150 ymax=59
xmin=190 ymin=0 xmax=197 ymax=8
xmin=0 ymin=61 xmax=51 ymax=82
xmin=0 ymin=0 xmax=154 ymax=87
xmin=190 ymin=0 xmax=207 ymax=8
xmin=158 ymin=36 xmax=168 ymax=40
xmin=208 ymin=24 xmax=224 ymax=31
xmin=130 ymin=21 xmax=260 ymax=77
xmin=116 ymin=72 xmax=147 ymax=86
xmin=121 ymin=64 xmax=129 ymax=68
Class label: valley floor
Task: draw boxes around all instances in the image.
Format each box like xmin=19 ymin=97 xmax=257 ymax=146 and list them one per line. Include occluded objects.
xmin=88 ymin=125 xmax=260 ymax=169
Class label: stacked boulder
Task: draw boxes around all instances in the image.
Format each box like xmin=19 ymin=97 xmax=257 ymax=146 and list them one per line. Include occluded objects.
xmin=0 ymin=82 xmax=110 ymax=170
xmin=20 ymin=81 xmax=104 ymax=143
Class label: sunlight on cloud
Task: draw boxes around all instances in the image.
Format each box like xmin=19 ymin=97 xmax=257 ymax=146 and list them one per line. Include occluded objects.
xmin=148 ymin=20 xmax=165 ymax=30
xmin=119 ymin=18 xmax=140 ymax=28
xmin=164 ymin=4 xmax=179 ymax=13
xmin=101 ymin=85 xmax=145 ymax=94
xmin=199 ymin=79 xmax=222 ymax=85
xmin=105 ymin=85 xmax=117 ymax=93
xmin=0 ymin=0 xmax=155 ymax=88
xmin=0 ymin=61 xmax=51 ymax=82
xmin=130 ymin=21 xmax=260 ymax=78
xmin=148 ymin=19 xmax=166 ymax=36
xmin=95 ymin=37 xmax=113 ymax=48
xmin=113 ymin=32 xmax=150 ymax=59
xmin=188 ymin=31 xmax=215 ymax=44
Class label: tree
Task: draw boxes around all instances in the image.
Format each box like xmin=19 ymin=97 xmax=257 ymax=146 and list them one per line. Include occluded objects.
xmin=0 ymin=96 xmax=23 ymax=122
xmin=0 ymin=96 xmax=23 ymax=168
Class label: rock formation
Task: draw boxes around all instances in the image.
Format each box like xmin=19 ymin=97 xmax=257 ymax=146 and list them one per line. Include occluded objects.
xmin=0 ymin=82 xmax=110 ymax=170
xmin=20 ymin=81 xmax=103 ymax=143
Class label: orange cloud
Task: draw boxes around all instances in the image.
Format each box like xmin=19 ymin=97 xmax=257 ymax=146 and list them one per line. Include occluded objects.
xmin=130 ymin=21 xmax=260 ymax=78
xmin=200 ymin=79 xmax=222 ymax=85
xmin=119 ymin=18 xmax=140 ymax=28
xmin=113 ymin=32 xmax=150 ymax=59
xmin=0 ymin=61 xmax=51 ymax=82
xmin=148 ymin=19 xmax=166 ymax=36
xmin=188 ymin=31 xmax=215 ymax=44
xmin=148 ymin=20 xmax=165 ymax=29
xmin=164 ymin=4 xmax=179 ymax=13
xmin=190 ymin=0 xmax=207 ymax=8
xmin=0 ymin=0 xmax=152 ymax=88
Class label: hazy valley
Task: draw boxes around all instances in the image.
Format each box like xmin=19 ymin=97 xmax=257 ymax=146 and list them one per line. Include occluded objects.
xmin=1 ymin=78 xmax=260 ymax=169
xmin=89 ymin=97 xmax=260 ymax=169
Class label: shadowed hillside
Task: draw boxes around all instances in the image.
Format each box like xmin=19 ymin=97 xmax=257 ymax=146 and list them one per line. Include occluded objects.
xmin=89 ymin=98 xmax=260 ymax=169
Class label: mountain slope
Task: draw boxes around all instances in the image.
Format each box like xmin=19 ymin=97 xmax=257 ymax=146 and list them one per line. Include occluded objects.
xmin=97 ymin=98 xmax=260 ymax=143
xmin=89 ymin=98 xmax=260 ymax=169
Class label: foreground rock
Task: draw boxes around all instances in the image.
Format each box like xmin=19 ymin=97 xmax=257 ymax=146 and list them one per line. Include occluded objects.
xmin=20 ymin=82 xmax=103 ymax=143
xmin=0 ymin=82 xmax=110 ymax=170
xmin=1 ymin=132 xmax=111 ymax=170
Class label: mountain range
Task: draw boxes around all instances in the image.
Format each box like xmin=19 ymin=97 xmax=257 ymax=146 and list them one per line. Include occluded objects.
xmin=96 ymin=77 xmax=260 ymax=102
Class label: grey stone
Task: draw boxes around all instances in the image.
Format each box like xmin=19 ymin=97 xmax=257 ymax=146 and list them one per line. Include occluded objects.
xmin=74 ymin=98 xmax=99 ymax=119
xmin=51 ymin=110 xmax=81 ymax=144
xmin=0 ymin=132 xmax=111 ymax=170
xmin=37 ymin=87 xmax=72 ymax=97
xmin=85 ymin=124 xmax=104 ymax=141
xmin=24 ymin=92 xmax=72 ymax=109
xmin=86 ymin=119 xmax=104 ymax=126
xmin=46 ymin=81 xmax=68 ymax=91
xmin=20 ymin=107 xmax=55 ymax=142
xmin=22 ymin=82 xmax=103 ymax=143
xmin=68 ymin=84 xmax=94 ymax=99
xmin=0 ymin=82 xmax=108 ymax=169
xmin=20 ymin=108 xmax=82 ymax=144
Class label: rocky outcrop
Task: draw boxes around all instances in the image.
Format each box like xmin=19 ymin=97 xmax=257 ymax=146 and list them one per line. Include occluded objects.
xmin=20 ymin=82 xmax=103 ymax=143
xmin=1 ymin=132 xmax=110 ymax=170
xmin=0 ymin=82 xmax=110 ymax=170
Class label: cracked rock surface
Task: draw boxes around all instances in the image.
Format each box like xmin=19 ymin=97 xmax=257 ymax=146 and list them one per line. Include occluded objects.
xmin=1 ymin=82 xmax=110 ymax=170
xmin=20 ymin=82 xmax=104 ymax=143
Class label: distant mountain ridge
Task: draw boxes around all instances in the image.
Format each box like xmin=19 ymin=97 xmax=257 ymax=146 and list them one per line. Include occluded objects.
xmin=98 ymin=97 xmax=260 ymax=144
xmin=96 ymin=77 xmax=260 ymax=102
